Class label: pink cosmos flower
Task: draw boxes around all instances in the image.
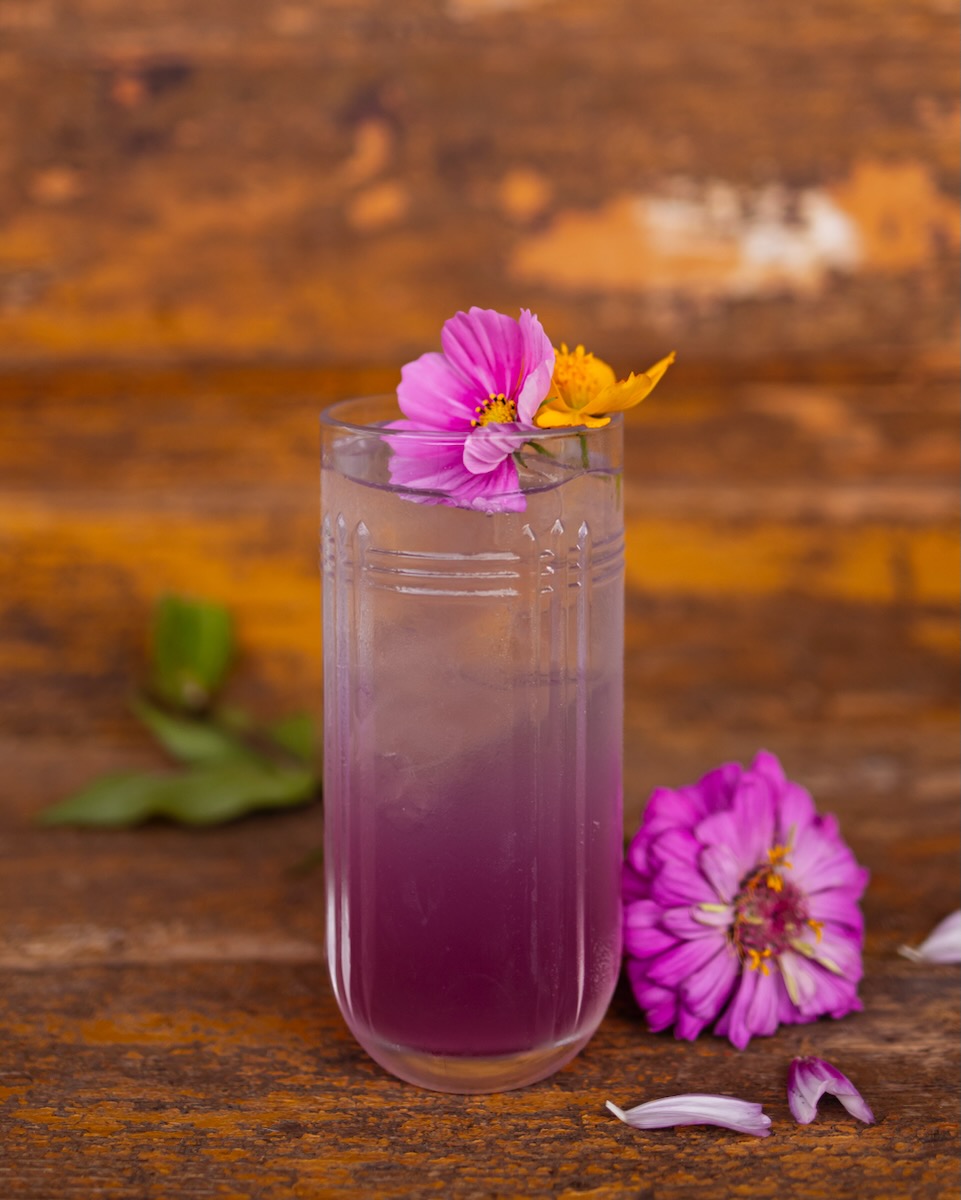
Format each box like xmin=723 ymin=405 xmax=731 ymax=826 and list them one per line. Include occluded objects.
xmin=623 ymin=751 xmax=869 ymax=1050
xmin=787 ymin=1056 xmax=875 ymax=1125
xmin=388 ymin=307 xmax=555 ymax=512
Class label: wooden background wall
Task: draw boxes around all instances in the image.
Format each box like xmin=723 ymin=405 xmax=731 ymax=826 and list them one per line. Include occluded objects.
xmin=0 ymin=0 xmax=958 ymax=370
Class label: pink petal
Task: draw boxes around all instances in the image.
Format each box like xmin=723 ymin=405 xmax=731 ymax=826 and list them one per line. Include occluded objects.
xmin=680 ymin=940 xmax=740 ymax=1019
xmin=622 ymin=860 xmax=650 ymax=903
xmin=806 ymin=890 xmax=865 ymax=936
xmin=646 ymin=935 xmax=727 ymax=988
xmin=695 ymin=762 xmax=744 ymax=814
xmin=623 ymin=915 xmax=677 ymax=959
xmin=606 ymin=1095 xmax=772 ymax=1138
xmin=749 ymin=749 xmax=786 ymax=790
xmin=674 ymin=1006 xmax=711 ymax=1041
xmin=899 ymin=910 xmax=961 ymax=964
xmin=697 ymin=839 xmax=744 ymax=902
xmin=397 ymin=351 xmax=477 ymax=427
xmin=650 ymin=861 xmax=717 ymax=907
xmin=660 ymin=904 xmax=733 ymax=939
xmin=787 ymin=1056 xmax=875 ymax=1125
xmin=790 ymin=814 xmax=868 ymax=895
xmin=440 ymin=307 xmax=526 ymax=401
xmin=744 ymin=967 xmax=783 ymax=1038
xmin=649 ymin=827 xmax=703 ymax=871
xmin=462 ymin=424 xmax=525 ymax=475
xmin=636 ymin=787 xmax=707 ymax=841
xmin=777 ymin=949 xmax=862 ymax=1019
xmin=694 ymin=809 xmax=757 ymax=890
xmin=713 ymin=967 xmax=760 ymax=1049
xmin=774 ymin=781 xmax=817 ymax=845
xmin=625 ymin=961 xmax=678 ymax=1031
xmin=514 ymin=308 xmax=555 ymax=422
xmin=730 ymin=772 xmax=777 ymax=867
xmin=388 ymin=429 xmax=525 ymax=513
xmin=622 ymin=898 xmax=663 ymax=927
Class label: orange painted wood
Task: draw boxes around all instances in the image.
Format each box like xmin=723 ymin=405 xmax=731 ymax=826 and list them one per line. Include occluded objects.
xmin=0 ymin=0 xmax=958 ymax=368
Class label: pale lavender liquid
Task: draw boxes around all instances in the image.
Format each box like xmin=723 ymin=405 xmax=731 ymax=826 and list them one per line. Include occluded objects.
xmin=322 ymin=422 xmax=623 ymax=1087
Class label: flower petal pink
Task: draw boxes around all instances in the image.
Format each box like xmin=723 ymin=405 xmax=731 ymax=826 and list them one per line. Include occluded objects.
xmin=393 ymin=307 xmax=554 ymax=508
xmin=743 ymin=967 xmax=784 ymax=1039
xmin=777 ymin=949 xmax=862 ymax=1020
xmin=680 ymin=940 xmax=740 ymax=1019
xmin=387 ymin=424 xmax=525 ymax=513
xmin=606 ymin=1095 xmax=772 ymax=1138
xmin=515 ymin=308 xmax=556 ymax=422
xmin=622 ymin=751 xmax=867 ymax=1049
xmin=441 ymin=307 xmax=518 ymax=399
xmin=899 ymin=910 xmax=961 ymax=964
xmin=712 ymin=967 xmax=761 ymax=1049
xmin=787 ymin=1056 xmax=875 ymax=1125
xmin=439 ymin=306 xmax=553 ymax=414
xmin=646 ymin=934 xmax=729 ymax=989
xmin=660 ymin=904 xmax=733 ymax=939
xmin=462 ymin=425 xmax=526 ymax=475
xmin=623 ymin=907 xmax=677 ymax=959
xmin=625 ymin=961 xmax=677 ymax=1031
xmin=789 ymin=813 xmax=868 ymax=894
xmin=697 ymin=839 xmax=743 ymax=902
xmin=397 ymin=352 xmax=477 ymax=428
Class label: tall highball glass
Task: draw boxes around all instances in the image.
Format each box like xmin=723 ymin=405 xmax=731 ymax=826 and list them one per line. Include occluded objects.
xmin=321 ymin=396 xmax=624 ymax=1092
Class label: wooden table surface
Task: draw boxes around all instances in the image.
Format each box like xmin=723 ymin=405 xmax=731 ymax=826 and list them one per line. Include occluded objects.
xmin=0 ymin=363 xmax=958 ymax=1198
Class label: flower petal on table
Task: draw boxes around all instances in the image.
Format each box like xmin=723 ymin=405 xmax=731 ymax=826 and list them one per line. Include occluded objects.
xmin=606 ymin=1094 xmax=771 ymax=1137
xmin=787 ymin=1056 xmax=875 ymax=1125
xmin=899 ymin=910 xmax=961 ymax=964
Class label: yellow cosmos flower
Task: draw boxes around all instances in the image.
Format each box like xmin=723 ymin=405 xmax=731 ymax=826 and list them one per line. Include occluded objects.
xmin=534 ymin=345 xmax=676 ymax=429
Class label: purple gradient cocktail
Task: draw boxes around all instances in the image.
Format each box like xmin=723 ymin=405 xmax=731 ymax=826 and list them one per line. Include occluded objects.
xmin=321 ymin=397 xmax=624 ymax=1092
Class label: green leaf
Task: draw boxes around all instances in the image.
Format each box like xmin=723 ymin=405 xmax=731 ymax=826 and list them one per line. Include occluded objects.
xmin=150 ymin=594 xmax=234 ymax=712
xmin=268 ymin=713 xmax=317 ymax=763
xmin=132 ymin=697 xmax=253 ymax=765
xmin=39 ymin=772 xmax=174 ymax=828
xmin=40 ymin=761 xmax=317 ymax=828
xmin=154 ymin=761 xmax=317 ymax=826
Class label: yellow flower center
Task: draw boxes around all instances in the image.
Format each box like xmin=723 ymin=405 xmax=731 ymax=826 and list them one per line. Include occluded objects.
xmin=731 ymin=842 xmax=821 ymax=966
xmin=550 ymin=344 xmax=615 ymax=410
xmin=472 ymin=392 xmax=518 ymax=427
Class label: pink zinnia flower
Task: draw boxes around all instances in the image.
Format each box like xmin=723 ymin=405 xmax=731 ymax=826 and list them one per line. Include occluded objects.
xmin=623 ymin=751 xmax=869 ymax=1049
xmin=388 ymin=307 xmax=554 ymax=512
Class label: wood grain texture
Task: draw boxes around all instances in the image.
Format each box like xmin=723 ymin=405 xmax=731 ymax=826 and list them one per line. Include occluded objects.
xmin=0 ymin=363 xmax=959 ymax=1196
xmin=1 ymin=964 xmax=958 ymax=1199
xmin=0 ymin=0 xmax=959 ymax=367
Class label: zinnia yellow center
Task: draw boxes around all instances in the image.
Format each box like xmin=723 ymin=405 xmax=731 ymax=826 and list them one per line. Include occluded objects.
xmin=730 ymin=843 xmax=822 ymax=971
xmin=472 ymin=392 xmax=518 ymax=427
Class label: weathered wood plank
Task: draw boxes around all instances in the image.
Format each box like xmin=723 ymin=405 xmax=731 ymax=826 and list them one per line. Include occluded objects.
xmin=0 ymin=962 xmax=957 ymax=1199
xmin=0 ymin=0 xmax=958 ymax=365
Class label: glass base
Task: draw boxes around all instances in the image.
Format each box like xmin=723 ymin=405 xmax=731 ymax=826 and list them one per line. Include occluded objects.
xmin=355 ymin=1030 xmax=595 ymax=1094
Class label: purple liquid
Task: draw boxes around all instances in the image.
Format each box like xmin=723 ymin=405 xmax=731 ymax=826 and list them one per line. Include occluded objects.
xmin=327 ymin=710 xmax=622 ymax=1059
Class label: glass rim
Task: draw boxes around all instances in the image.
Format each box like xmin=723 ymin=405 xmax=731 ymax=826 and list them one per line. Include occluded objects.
xmin=319 ymin=394 xmax=623 ymax=442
